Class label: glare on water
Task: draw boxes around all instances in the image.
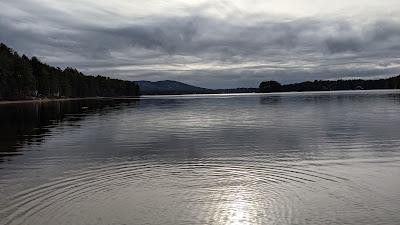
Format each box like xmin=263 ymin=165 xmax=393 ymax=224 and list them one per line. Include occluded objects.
xmin=0 ymin=90 xmax=400 ymax=225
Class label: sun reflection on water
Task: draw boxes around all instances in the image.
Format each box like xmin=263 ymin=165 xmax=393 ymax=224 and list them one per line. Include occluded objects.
xmin=212 ymin=187 xmax=262 ymax=225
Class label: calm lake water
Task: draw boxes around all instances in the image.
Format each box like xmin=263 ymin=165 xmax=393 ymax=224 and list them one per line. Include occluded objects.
xmin=0 ymin=90 xmax=400 ymax=225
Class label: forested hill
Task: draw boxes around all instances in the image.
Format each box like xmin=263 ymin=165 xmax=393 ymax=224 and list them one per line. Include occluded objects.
xmin=260 ymin=76 xmax=400 ymax=93
xmin=0 ymin=43 xmax=139 ymax=100
xmin=136 ymin=80 xmax=215 ymax=95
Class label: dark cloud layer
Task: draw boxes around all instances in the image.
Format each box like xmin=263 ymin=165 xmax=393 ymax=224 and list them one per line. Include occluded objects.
xmin=1 ymin=1 xmax=400 ymax=88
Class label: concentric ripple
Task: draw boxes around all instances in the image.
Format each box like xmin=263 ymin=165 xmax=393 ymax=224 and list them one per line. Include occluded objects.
xmin=1 ymin=91 xmax=400 ymax=225
xmin=0 ymin=158 xmax=354 ymax=225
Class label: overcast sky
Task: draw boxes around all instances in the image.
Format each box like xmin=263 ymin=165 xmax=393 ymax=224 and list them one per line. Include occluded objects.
xmin=1 ymin=0 xmax=400 ymax=88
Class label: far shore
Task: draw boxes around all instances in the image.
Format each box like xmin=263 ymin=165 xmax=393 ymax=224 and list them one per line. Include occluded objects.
xmin=0 ymin=96 xmax=140 ymax=105
xmin=2 ymin=89 xmax=400 ymax=104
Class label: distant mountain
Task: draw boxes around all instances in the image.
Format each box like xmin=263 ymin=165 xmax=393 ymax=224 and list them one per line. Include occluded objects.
xmin=136 ymin=80 xmax=215 ymax=95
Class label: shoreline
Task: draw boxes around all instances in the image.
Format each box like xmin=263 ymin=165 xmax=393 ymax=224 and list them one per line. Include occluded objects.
xmin=0 ymin=89 xmax=400 ymax=105
xmin=1 ymin=89 xmax=399 ymax=104
xmin=0 ymin=96 xmax=140 ymax=105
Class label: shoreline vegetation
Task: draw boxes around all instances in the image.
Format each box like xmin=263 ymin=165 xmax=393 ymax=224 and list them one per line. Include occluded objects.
xmin=0 ymin=43 xmax=139 ymax=101
xmin=259 ymin=76 xmax=400 ymax=93
xmin=1 ymin=42 xmax=400 ymax=101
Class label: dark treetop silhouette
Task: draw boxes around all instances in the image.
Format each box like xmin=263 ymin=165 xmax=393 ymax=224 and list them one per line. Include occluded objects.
xmin=259 ymin=76 xmax=400 ymax=93
xmin=0 ymin=43 xmax=139 ymax=101
xmin=2 ymin=42 xmax=400 ymax=99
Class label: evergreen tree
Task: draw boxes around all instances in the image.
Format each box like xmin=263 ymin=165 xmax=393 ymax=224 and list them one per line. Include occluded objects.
xmin=0 ymin=43 xmax=139 ymax=100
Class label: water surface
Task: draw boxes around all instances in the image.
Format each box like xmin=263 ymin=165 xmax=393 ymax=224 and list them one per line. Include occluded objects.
xmin=1 ymin=90 xmax=400 ymax=225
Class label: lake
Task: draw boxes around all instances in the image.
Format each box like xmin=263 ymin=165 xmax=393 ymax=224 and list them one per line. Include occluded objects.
xmin=1 ymin=90 xmax=400 ymax=225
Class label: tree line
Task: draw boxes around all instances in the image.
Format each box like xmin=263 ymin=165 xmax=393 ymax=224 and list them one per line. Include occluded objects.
xmin=0 ymin=43 xmax=139 ymax=100
xmin=260 ymin=76 xmax=400 ymax=93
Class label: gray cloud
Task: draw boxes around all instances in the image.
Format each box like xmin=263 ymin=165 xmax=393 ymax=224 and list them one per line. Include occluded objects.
xmin=1 ymin=1 xmax=400 ymax=88
xmin=325 ymin=37 xmax=364 ymax=53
